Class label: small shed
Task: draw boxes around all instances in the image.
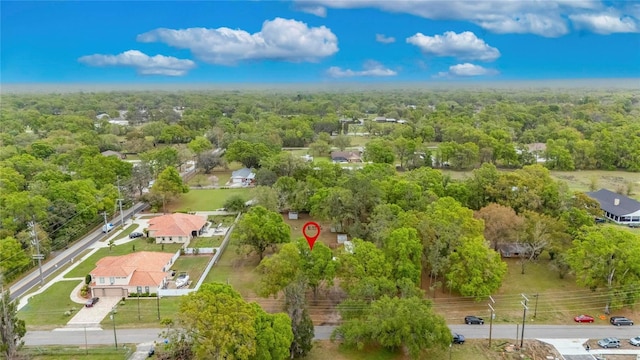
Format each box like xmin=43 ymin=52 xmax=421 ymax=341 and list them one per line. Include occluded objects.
xmin=288 ymin=211 xmax=299 ymax=220
xmin=337 ymin=234 xmax=348 ymax=244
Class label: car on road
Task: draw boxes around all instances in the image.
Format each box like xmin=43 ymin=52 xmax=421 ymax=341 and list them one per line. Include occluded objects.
xmin=574 ymin=314 xmax=595 ymax=323
xmin=102 ymin=223 xmax=114 ymax=233
xmin=610 ymin=316 xmax=634 ymax=326
xmin=465 ymin=316 xmax=484 ymax=325
xmin=452 ymin=333 xmax=465 ymax=344
xmin=85 ymin=297 xmax=99 ymax=307
xmin=629 ymin=336 xmax=640 ymax=346
xmin=597 ymin=337 xmax=620 ymax=348
xmin=129 ymin=231 xmax=144 ymax=239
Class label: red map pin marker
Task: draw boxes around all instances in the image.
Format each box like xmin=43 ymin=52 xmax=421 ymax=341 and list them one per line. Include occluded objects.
xmin=302 ymin=221 xmax=321 ymax=250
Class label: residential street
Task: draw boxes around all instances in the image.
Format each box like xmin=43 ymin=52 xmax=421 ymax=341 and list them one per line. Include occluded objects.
xmin=23 ymin=324 xmax=640 ymax=345
xmin=9 ymin=202 xmax=148 ymax=301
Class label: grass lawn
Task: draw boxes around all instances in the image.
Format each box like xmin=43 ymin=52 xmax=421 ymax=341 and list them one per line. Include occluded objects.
xmin=170 ymin=254 xmax=212 ymax=288
xmin=21 ymin=345 xmax=135 ymax=360
xmin=203 ymin=235 xmax=260 ymax=298
xmin=19 ymin=280 xmax=83 ymax=329
xmin=171 ymin=188 xmax=251 ymax=212
xmin=189 ymin=237 xmax=223 ymax=248
xmin=64 ymin=240 xmax=182 ymax=278
xmin=101 ymin=296 xmax=181 ymax=328
xmin=108 ymin=223 xmax=139 ymax=242
xmin=207 ymin=215 xmax=236 ymax=226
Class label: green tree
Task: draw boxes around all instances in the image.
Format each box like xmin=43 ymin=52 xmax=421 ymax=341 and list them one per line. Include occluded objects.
xmin=152 ymin=166 xmax=189 ymax=199
xmin=234 ymin=206 xmax=290 ymax=260
xmin=445 ymin=236 xmax=507 ymax=299
xmin=566 ymin=226 xmax=640 ymax=309
xmin=364 ymin=139 xmax=395 ymax=164
xmin=0 ymin=286 xmax=26 ymax=360
xmin=0 ymin=237 xmax=31 ymax=282
xmin=224 ymin=194 xmax=247 ymax=213
xmin=250 ymin=303 xmax=293 ymax=360
xmin=332 ymin=134 xmax=351 ymax=150
xmin=188 ymin=136 xmax=213 ymax=155
xmin=383 ymin=228 xmax=423 ymax=285
xmin=226 ymin=140 xmax=274 ymax=169
xmin=335 ymin=295 xmax=450 ymax=359
xmin=178 ymin=283 xmax=257 ymax=360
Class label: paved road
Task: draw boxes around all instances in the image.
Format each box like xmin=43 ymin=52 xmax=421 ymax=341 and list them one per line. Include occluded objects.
xmin=9 ymin=202 xmax=148 ymax=301
xmin=23 ymin=324 xmax=640 ymax=346
xmin=24 ymin=326 xmax=338 ymax=346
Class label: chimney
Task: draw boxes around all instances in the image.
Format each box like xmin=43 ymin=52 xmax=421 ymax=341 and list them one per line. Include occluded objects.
xmin=614 ymin=198 xmax=620 ymax=206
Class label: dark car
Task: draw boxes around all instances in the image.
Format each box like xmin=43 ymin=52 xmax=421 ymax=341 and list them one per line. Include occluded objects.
xmin=610 ymin=316 xmax=634 ymax=326
xmin=595 ymin=217 xmax=606 ymax=224
xmin=148 ymin=347 xmax=155 ymax=357
xmin=85 ymin=297 xmax=99 ymax=307
xmin=452 ymin=333 xmax=465 ymax=344
xmin=465 ymin=316 xmax=484 ymax=325
xmin=129 ymin=231 xmax=144 ymax=239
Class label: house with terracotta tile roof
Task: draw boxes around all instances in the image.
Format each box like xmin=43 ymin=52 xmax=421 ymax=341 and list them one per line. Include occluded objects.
xmin=90 ymin=251 xmax=174 ymax=297
xmin=147 ymin=213 xmax=208 ymax=245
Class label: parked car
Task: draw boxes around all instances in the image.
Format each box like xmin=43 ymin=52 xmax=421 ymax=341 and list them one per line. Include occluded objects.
xmin=465 ymin=316 xmax=484 ymax=325
xmin=594 ymin=217 xmax=606 ymax=224
xmin=610 ymin=316 xmax=634 ymax=326
xmin=629 ymin=336 xmax=640 ymax=346
xmin=629 ymin=223 xmax=640 ymax=228
xmin=129 ymin=231 xmax=144 ymax=239
xmin=452 ymin=333 xmax=465 ymax=344
xmin=176 ymin=272 xmax=190 ymax=288
xmin=597 ymin=337 xmax=620 ymax=348
xmin=85 ymin=297 xmax=99 ymax=307
xmin=574 ymin=314 xmax=595 ymax=323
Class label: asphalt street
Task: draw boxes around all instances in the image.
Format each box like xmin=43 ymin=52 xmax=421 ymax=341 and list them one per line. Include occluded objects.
xmin=9 ymin=202 xmax=148 ymax=301
xmin=24 ymin=324 xmax=640 ymax=346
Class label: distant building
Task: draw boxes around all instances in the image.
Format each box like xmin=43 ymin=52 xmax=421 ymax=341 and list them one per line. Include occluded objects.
xmin=101 ymin=150 xmax=125 ymax=159
xmin=229 ymin=167 xmax=256 ymax=186
xmin=331 ymin=151 xmax=362 ymax=163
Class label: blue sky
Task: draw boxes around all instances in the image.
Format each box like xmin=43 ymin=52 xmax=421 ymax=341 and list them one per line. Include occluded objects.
xmin=1 ymin=1 xmax=639 ymax=83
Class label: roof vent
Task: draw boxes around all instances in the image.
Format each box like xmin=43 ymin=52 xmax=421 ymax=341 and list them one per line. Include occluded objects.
xmin=614 ymin=198 xmax=620 ymax=206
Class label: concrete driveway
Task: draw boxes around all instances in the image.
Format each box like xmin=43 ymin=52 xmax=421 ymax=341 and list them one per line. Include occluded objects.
xmin=65 ymin=296 xmax=121 ymax=329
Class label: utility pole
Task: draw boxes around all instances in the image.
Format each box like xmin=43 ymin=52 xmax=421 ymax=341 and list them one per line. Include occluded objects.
xmin=488 ymin=296 xmax=495 ymax=348
xmin=29 ymin=219 xmax=44 ymax=285
xmin=520 ymin=294 xmax=529 ymax=348
xmin=117 ymin=176 xmax=124 ymax=228
xmin=110 ymin=306 xmax=118 ymax=349
xmin=117 ymin=199 xmax=124 ymax=228
xmin=533 ymin=293 xmax=539 ymax=318
xmin=102 ymin=211 xmax=108 ymax=232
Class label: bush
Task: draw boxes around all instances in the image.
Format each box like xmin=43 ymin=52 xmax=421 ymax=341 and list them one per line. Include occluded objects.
xmin=85 ymin=274 xmax=92 ymax=284
xmin=149 ymin=293 xmax=157 ymax=297
xmin=64 ymin=310 xmax=72 ymax=317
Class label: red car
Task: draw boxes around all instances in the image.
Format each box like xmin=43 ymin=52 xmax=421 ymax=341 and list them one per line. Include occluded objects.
xmin=574 ymin=314 xmax=595 ymax=323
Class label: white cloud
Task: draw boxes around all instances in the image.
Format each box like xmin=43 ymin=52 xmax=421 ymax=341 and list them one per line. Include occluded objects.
xmin=437 ymin=63 xmax=499 ymax=77
xmin=295 ymin=4 xmax=327 ymax=17
xmin=78 ymin=50 xmax=196 ymax=76
xmin=570 ymin=13 xmax=639 ymax=34
xmin=137 ymin=18 xmax=338 ymax=65
xmin=327 ymin=60 xmax=397 ymax=78
xmin=406 ymin=31 xmax=500 ymax=61
xmin=295 ymin=0 xmax=639 ymax=37
xmin=376 ymin=34 xmax=396 ymax=44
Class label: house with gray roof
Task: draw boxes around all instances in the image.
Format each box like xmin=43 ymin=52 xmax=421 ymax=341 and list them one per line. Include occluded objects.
xmin=586 ymin=188 xmax=640 ymax=225
xmin=229 ymin=167 xmax=256 ymax=186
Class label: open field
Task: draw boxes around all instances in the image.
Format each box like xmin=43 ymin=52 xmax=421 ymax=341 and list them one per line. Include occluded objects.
xmin=64 ymin=240 xmax=182 ymax=278
xmin=203 ymin=235 xmax=260 ymax=298
xmin=20 ymin=345 xmax=135 ymax=360
xmin=171 ymin=188 xmax=251 ymax=212
xmin=19 ymin=280 xmax=83 ymax=329
xmin=101 ymin=296 xmax=181 ymax=328
xmin=441 ymin=169 xmax=640 ymax=200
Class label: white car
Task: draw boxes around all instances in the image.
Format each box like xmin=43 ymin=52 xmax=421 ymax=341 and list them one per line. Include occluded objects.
xmin=176 ymin=273 xmax=189 ymax=288
xmin=630 ymin=336 xmax=640 ymax=346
